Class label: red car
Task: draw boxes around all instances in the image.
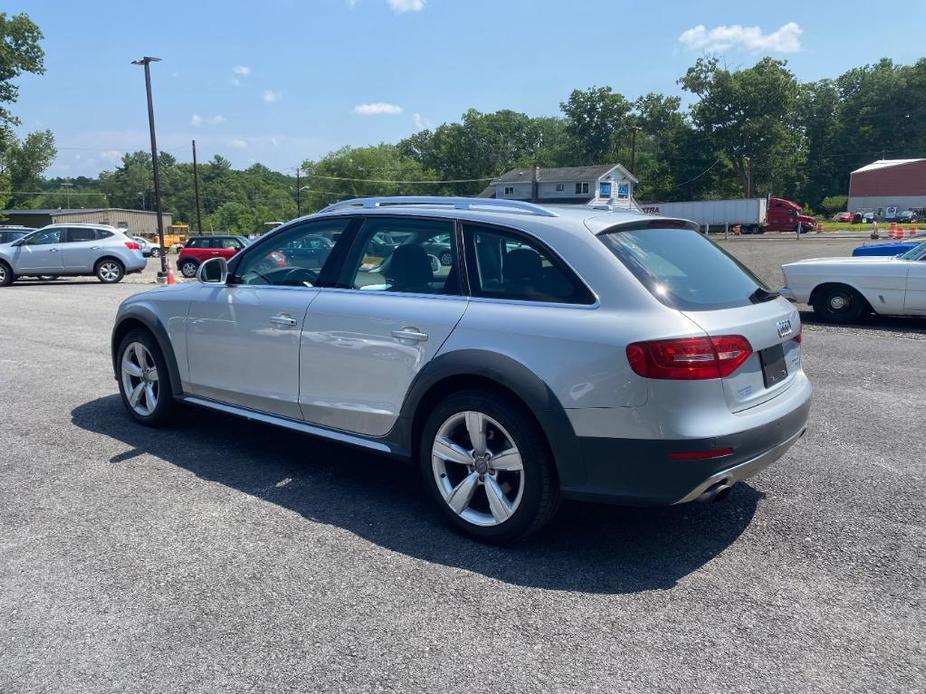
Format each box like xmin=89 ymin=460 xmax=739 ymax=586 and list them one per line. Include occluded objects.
xmin=832 ymin=212 xmax=853 ymax=223
xmin=178 ymin=235 xmax=249 ymax=278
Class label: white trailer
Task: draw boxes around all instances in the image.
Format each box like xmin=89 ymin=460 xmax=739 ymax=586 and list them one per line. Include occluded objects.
xmin=639 ymin=198 xmax=769 ymax=234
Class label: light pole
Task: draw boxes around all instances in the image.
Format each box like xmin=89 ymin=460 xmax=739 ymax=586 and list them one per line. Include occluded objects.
xmin=132 ymin=56 xmax=168 ymax=280
xmin=629 ymin=126 xmax=642 ymax=175
xmin=60 ymin=181 xmax=73 ymax=209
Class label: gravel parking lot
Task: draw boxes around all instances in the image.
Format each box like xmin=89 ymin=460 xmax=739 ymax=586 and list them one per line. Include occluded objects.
xmin=1 ymin=239 xmax=923 ymax=693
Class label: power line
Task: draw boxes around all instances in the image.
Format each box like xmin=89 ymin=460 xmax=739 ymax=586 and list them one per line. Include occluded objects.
xmin=307 ymin=174 xmax=495 ymax=184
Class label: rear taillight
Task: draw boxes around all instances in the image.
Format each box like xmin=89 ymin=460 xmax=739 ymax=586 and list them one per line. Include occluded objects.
xmin=626 ymin=335 xmax=752 ymax=380
xmin=124 ymin=241 xmax=140 ymax=250
xmin=792 ymin=328 xmax=802 ymax=344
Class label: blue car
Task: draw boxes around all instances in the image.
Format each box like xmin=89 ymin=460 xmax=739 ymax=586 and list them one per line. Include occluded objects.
xmin=853 ymin=232 xmax=926 ymax=256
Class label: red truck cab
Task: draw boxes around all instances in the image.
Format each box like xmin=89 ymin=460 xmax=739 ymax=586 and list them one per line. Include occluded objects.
xmin=766 ymin=197 xmax=815 ymax=233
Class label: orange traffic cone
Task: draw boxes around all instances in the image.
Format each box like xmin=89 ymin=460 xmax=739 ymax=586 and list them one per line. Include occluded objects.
xmin=910 ymin=225 xmax=918 ymax=238
xmin=815 ymin=221 xmax=823 ymax=232
xmin=889 ymin=222 xmax=897 ymax=238
xmin=166 ymin=258 xmax=176 ymax=285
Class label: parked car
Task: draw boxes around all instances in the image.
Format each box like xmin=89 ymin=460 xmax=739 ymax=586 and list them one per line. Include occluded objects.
xmin=781 ymin=240 xmax=926 ymax=322
xmin=852 ymin=231 xmax=926 ymax=257
xmin=177 ymin=235 xmax=249 ymax=278
xmin=831 ymin=212 xmax=853 ymax=223
xmin=0 ymin=226 xmax=34 ymax=245
xmin=853 ymin=208 xmax=877 ymax=224
xmin=898 ymin=209 xmax=920 ymax=224
xmin=0 ymin=223 xmax=146 ymax=287
xmin=131 ymin=235 xmax=162 ymax=258
xmin=111 ymin=196 xmax=811 ymax=543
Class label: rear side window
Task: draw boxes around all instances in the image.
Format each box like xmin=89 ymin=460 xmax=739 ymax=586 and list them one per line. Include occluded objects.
xmin=463 ymin=223 xmax=594 ymax=305
xmin=66 ymin=227 xmax=97 ymax=242
xmin=97 ymin=230 xmax=113 ymax=239
xmin=599 ymin=227 xmax=769 ymax=310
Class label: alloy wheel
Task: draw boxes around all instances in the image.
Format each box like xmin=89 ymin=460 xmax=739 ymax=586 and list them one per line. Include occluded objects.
xmin=431 ymin=410 xmax=524 ymax=527
xmin=0 ymin=265 xmax=7 ymax=283
xmin=121 ymin=342 xmax=159 ymax=416
xmin=99 ymin=261 xmax=121 ymax=282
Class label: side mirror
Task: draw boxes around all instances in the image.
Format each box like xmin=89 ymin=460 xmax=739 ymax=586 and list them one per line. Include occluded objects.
xmin=11 ymin=239 xmax=24 ymax=247
xmin=198 ymin=256 xmax=228 ymax=284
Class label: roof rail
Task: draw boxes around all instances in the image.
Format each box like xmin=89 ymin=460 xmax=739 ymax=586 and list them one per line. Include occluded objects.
xmin=320 ymin=196 xmax=558 ymax=218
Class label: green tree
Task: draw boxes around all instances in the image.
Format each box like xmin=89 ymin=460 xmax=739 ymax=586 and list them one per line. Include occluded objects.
xmin=0 ymin=12 xmax=44 ymax=130
xmin=301 ymin=144 xmax=437 ymax=210
xmin=3 ymin=129 xmax=56 ymax=206
xmin=680 ymin=57 xmax=804 ymax=198
xmin=560 ymin=86 xmax=631 ymax=164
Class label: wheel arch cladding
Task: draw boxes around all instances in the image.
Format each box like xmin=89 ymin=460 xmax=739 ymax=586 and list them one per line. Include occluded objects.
xmin=396 ymin=349 xmax=583 ymax=489
xmin=111 ymin=308 xmax=183 ymax=396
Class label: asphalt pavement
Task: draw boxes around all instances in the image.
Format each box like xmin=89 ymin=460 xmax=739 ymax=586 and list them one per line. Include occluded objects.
xmin=0 ymin=242 xmax=923 ymax=693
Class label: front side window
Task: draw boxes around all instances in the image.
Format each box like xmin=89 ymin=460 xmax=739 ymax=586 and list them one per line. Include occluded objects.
xmin=66 ymin=227 xmax=96 ymax=243
xmin=346 ymin=218 xmax=458 ymax=295
xmin=235 ymin=218 xmax=352 ymax=287
xmin=599 ymin=226 xmax=770 ymax=310
xmin=464 ymin=223 xmax=594 ymax=304
xmin=24 ymin=229 xmax=63 ymax=246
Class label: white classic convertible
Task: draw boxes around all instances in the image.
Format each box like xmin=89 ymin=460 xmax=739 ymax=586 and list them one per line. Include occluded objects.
xmin=781 ymin=241 xmax=926 ymax=322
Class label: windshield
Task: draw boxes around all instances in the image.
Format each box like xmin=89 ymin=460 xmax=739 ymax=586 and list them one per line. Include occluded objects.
xmin=899 ymin=241 xmax=926 ymax=261
xmin=599 ymin=227 xmax=770 ymax=310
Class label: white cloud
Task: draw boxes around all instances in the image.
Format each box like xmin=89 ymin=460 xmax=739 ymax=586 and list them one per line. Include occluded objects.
xmin=345 ymin=0 xmax=359 ymax=6
xmin=388 ymin=0 xmax=425 ymax=12
xmin=99 ymin=149 xmax=123 ymax=162
xmin=262 ymin=89 xmax=282 ymax=103
xmin=413 ymin=113 xmax=432 ymax=130
xmin=678 ymin=22 xmax=802 ymax=53
xmin=191 ymin=114 xmax=226 ymax=126
xmin=353 ymin=102 xmax=403 ymax=115
xmin=232 ymin=65 xmax=251 ymax=77
xmin=230 ymin=138 xmax=248 ymax=149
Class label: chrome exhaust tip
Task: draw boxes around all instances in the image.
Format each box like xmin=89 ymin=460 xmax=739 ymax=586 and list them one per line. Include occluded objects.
xmin=696 ymin=480 xmax=734 ymax=503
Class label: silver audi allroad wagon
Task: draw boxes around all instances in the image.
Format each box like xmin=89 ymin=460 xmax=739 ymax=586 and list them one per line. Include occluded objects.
xmin=111 ymin=197 xmax=811 ymax=543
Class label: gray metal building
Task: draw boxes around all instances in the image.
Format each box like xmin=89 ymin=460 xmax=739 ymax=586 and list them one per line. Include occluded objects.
xmin=0 ymin=208 xmax=173 ymax=234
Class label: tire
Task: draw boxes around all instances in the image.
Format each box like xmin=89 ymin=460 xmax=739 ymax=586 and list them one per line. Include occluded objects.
xmin=179 ymin=259 xmax=199 ymax=278
xmin=0 ymin=261 xmax=14 ymax=287
xmin=150 ymin=247 xmax=161 ymax=258
xmin=419 ymin=389 xmax=559 ymax=544
xmin=95 ymin=258 xmax=124 ymax=284
xmin=116 ymin=328 xmax=176 ymax=426
xmin=812 ymin=284 xmax=867 ymax=323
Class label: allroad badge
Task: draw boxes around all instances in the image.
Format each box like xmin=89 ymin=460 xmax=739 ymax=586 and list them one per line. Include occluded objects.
xmin=777 ymin=319 xmax=793 ymax=338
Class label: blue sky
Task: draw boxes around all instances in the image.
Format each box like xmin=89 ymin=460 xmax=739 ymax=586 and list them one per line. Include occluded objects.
xmin=9 ymin=0 xmax=926 ymax=178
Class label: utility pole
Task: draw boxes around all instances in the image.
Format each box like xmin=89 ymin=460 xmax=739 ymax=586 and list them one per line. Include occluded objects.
xmin=629 ymin=126 xmax=641 ymax=175
xmin=132 ymin=56 xmax=168 ymax=280
xmin=192 ymin=139 xmax=203 ymax=234
xmin=60 ymin=181 xmax=73 ymax=209
xmin=745 ymin=156 xmax=753 ymax=198
xmin=296 ymin=168 xmax=301 ymax=216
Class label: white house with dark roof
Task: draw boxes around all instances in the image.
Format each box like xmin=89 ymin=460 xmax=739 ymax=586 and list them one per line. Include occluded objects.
xmin=487 ymin=164 xmax=638 ymax=207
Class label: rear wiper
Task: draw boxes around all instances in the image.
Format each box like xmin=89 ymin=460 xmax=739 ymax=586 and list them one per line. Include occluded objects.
xmin=749 ymin=287 xmax=780 ymax=304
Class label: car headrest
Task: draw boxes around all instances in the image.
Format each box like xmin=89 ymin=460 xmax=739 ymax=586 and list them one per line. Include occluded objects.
xmin=505 ymin=247 xmax=542 ymax=281
xmin=387 ymin=244 xmax=433 ymax=289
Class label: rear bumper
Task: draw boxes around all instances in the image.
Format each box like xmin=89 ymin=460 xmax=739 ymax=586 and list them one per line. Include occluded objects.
xmin=559 ymin=391 xmax=811 ymax=506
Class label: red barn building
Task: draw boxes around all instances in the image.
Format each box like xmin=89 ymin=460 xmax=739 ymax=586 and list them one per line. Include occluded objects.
xmin=848 ymin=158 xmax=926 ymax=216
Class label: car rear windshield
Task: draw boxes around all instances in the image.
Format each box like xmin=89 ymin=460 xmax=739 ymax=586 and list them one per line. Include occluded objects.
xmin=599 ymin=226 xmax=770 ymax=310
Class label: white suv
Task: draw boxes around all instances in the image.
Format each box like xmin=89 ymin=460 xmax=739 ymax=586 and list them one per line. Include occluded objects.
xmin=110 ymin=197 xmax=811 ymax=543
xmin=0 ymin=223 xmax=147 ymax=286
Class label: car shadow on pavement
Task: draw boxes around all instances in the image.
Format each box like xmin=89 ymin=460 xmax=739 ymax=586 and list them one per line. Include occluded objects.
xmin=72 ymin=395 xmax=763 ymax=595
xmin=799 ymin=310 xmax=926 ymax=334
